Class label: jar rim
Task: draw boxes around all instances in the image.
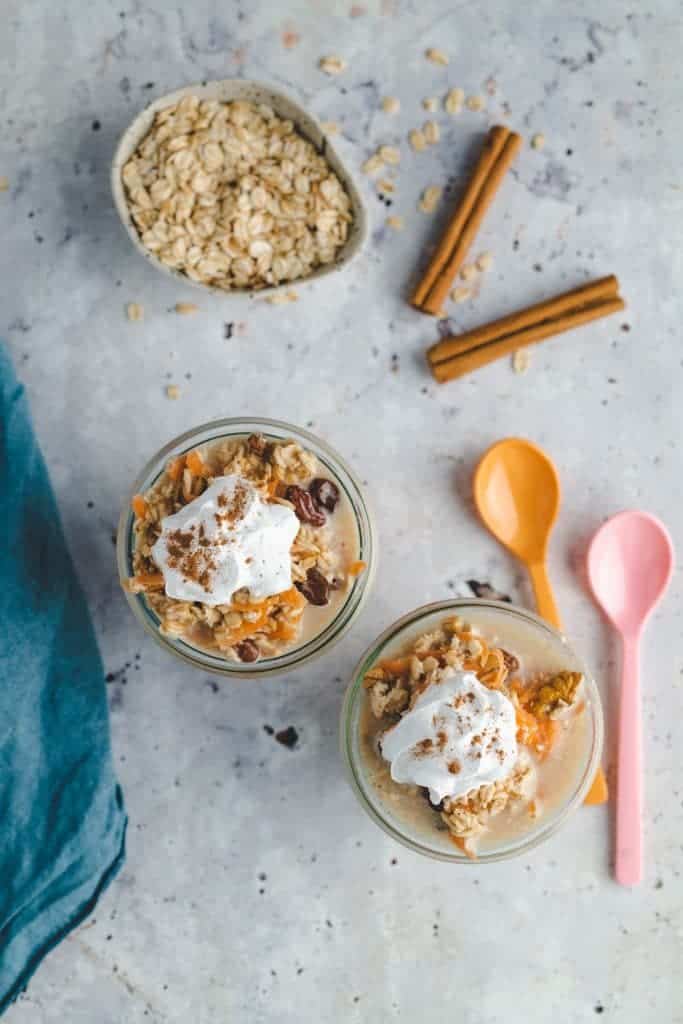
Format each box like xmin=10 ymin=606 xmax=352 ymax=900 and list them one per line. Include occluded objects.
xmin=117 ymin=417 xmax=377 ymax=677
xmin=341 ymin=598 xmax=604 ymax=863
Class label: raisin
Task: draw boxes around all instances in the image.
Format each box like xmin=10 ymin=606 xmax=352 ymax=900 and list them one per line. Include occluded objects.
xmin=295 ymin=567 xmax=330 ymax=606
xmin=309 ymin=477 xmax=340 ymax=512
xmin=235 ymin=639 xmax=259 ymax=662
xmin=285 ymin=485 xmax=326 ymax=526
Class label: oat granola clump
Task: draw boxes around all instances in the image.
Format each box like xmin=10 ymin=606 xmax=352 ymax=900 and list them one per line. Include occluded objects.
xmin=122 ymin=97 xmax=353 ymax=291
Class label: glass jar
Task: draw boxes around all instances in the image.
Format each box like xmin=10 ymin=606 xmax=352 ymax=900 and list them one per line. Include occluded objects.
xmin=117 ymin=418 xmax=376 ymax=677
xmin=341 ymin=599 xmax=603 ymax=863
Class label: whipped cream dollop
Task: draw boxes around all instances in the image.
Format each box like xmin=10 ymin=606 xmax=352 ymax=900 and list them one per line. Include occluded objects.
xmin=380 ymin=669 xmax=518 ymax=805
xmin=151 ymin=475 xmax=299 ymax=607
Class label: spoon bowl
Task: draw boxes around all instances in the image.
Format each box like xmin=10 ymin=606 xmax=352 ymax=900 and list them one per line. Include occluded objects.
xmin=587 ymin=511 xmax=674 ymax=636
xmin=473 ymin=438 xmax=560 ymax=565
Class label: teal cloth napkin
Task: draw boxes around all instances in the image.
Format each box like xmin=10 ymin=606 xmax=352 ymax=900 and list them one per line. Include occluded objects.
xmin=0 ymin=343 xmax=127 ymax=1013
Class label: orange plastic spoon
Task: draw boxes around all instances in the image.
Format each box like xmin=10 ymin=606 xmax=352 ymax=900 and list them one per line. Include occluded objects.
xmin=473 ymin=438 xmax=608 ymax=805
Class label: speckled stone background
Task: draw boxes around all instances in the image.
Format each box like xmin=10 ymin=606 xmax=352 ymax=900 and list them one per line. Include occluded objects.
xmin=2 ymin=1 xmax=682 ymax=1021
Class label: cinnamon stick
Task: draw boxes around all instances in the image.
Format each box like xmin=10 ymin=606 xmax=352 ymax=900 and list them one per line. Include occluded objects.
xmin=412 ymin=126 xmax=522 ymax=316
xmin=429 ymin=275 xmax=619 ymax=366
xmin=428 ymin=276 xmax=624 ymax=384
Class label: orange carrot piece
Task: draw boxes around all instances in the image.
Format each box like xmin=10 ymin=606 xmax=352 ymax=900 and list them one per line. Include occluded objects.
xmin=167 ymin=456 xmax=185 ymax=481
xmin=378 ymin=656 xmax=411 ymax=675
xmin=186 ymin=450 xmax=207 ymax=476
xmin=129 ymin=573 xmax=165 ymax=591
xmin=131 ymin=494 xmax=148 ymax=519
xmin=348 ymin=560 xmax=367 ymax=577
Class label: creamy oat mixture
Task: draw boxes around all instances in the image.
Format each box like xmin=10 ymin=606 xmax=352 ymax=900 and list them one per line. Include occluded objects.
xmin=121 ymin=96 xmax=353 ymax=291
xmin=361 ymin=609 xmax=588 ymax=857
xmin=126 ymin=433 xmax=364 ymax=662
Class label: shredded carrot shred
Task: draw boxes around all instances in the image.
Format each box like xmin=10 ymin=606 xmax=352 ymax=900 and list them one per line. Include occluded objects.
xmin=515 ymin=706 xmax=558 ymax=759
xmin=186 ymin=450 xmax=208 ymax=476
xmin=131 ymin=494 xmax=148 ymax=519
xmin=167 ymin=456 xmax=185 ymax=481
xmin=129 ymin=573 xmax=164 ymax=591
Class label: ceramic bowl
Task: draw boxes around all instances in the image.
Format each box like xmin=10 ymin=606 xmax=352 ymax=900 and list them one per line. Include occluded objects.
xmin=111 ymin=79 xmax=367 ymax=298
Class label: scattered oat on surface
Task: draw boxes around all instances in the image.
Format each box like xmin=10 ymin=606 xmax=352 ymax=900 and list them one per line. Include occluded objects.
xmin=126 ymin=302 xmax=144 ymax=322
xmin=378 ymin=178 xmax=396 ymax=194
xmin=281 ymin=29 xmax=300 ymax=49
xmin=422 ymin=96 xmax=439 ymax=112
xmin=378 ymin=145 xmax=401 ymax=166
xmin=531 ymin=132 xmax=545 ymax=150
xmin=381 ymin=96 xmax=400 ymax=115
xmin=475 ymin=251 xmax=494 ymax=272
xmin=121 ymin=97 xmax=353 ymax=292
xmin=466 ymin=94 xmax=485 ymax=112
xmin=460 ymin=264 xmax=478 ymax=282
xmin=419 ymin=185 xmax=443 ymax=213
xmin=319 ymin=55 xmax=347 ymax=75
xmin=408 ymin=129 xmax=427 ymax=152
xmin=512 ymin=348 xmax=530 ymax=374
xmin=423 ymin=120 xmax=440 ymax=145
xmin=174 ymin=302 xmax=199 ymax=314
xmin=451 ymin=286 xmax=471 ymax=303
xmin=386 ymin=215 xmax=404 ymax=231
xmin=265 ymin=289 xmax=299 ymax=304
xmin=166 ymin=384 xmax=181 ymax=399
xmin=0 ymin=176 xmax=9 ymax=192
xmin=362 ymin=153 xmax=385 ymax=175
xmin=444 ymin=88 xmax=464 ymax=114
xmin=425 ymin=47 xmax=448 ymax=66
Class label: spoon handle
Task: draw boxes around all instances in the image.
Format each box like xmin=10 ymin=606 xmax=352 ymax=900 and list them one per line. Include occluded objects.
xmin=616 ymin=632 xmax=642 ymax=886
xmin=528 ymin=562 xmax=561 ymax=629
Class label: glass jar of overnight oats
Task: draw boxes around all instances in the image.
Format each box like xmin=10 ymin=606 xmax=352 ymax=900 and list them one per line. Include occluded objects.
xmin=341 ymin=599 xmax=603 ymax=863
xmin=117 ymin=418 xmax=376 ymax=677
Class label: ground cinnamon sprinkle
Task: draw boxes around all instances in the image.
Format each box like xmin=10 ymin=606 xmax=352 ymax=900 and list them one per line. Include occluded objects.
xmin=166 ymin=524 xmax=218 ymax=592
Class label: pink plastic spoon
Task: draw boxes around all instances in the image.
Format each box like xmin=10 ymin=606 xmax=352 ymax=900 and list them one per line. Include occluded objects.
xmin=587 ymin=511 xmax=674 ymax=886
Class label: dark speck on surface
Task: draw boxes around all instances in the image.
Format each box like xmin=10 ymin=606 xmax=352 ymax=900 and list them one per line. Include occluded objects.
xmin=275 ymin=726 xmax=299 ymax=749
xmin=621 ymin=323 xmax=631 ymax=332
xmin=467 ymin=580 xmax=511 ymax=602
xmin=513 ymin=239 xmax=520 ymax=251
xmin=296 ymin=967 xmax=304 ymax=975
xmin=263 ymin=724 xmax=274 ymax=735
xmin=87 ymin=500 xmax=94 ymax=509
xmin=144 ymin=82 xmax=156 ymax=90
xmin=206 ymin=680 xmax=219 ymax=693
xmin=390 ymin=857 xmax=397 ymax=866
xmin=224 ymin=322 xmax=234 ymax=339
xmin=654 ymin=878 xmax=664 ymax=889
xmin=92 ymin=119 xmax=101 ymax=131
xmin=34 ymin=233 xmax=44 ymax=244
xmin=533 ymin=262 xmax=543 ymax=272
xmin=258 ymin=872 xmax=267 ymax=881
xmin=594 ymin=1004 xmax=604 ymax=1015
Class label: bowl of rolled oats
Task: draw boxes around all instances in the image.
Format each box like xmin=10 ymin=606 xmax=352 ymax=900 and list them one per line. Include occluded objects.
xmin=111 ymin=80 xmax=366 ymax=296
xmin=342 ymin=599 xmax=603 ymax=862
xmin=117 ymin=417 xmax=376 ymax=676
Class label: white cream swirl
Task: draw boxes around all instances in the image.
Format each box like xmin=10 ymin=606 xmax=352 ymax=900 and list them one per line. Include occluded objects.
xmin=151 ymin=475 xmax=299 ymax=607
xmin=380 ymin=669 xmax=518 ymax=805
